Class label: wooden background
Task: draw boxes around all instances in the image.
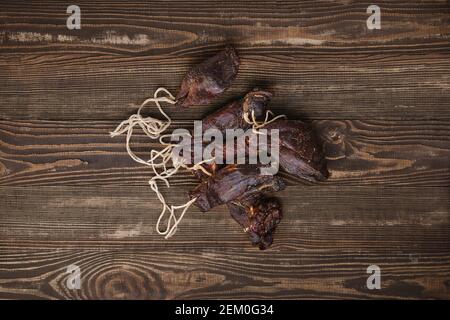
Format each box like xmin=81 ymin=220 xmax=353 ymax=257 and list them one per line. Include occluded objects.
xmin=0 ymin=0 xmax=449 ymax=299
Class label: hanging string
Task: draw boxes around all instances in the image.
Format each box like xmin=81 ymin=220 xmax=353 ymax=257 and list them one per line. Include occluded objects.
xmin=110 ymin=87 xmax=213 ymax=239
xmin=112 ymin=89 xmax=286 ymax=238
xmin=243 ymin=109 xmax=286 ymax=134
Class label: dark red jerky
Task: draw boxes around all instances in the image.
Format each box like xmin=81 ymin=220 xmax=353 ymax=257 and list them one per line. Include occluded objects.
xmin=227 ymin=197 xmax=282 ymax=250
xmin=192 ymin=117 xmax=328 ymax=182
xmin=201 ymin=89 xmax=272 ymax=133
xmin=189 ymin=164 xmax=286 ymax=212
xmin=190 ymin=89 xmax=272 ymax=179
xmin=176 ymin=46 xmax=240 ymax=108
xmin=264 ymin=120 xmax=329 ymax=182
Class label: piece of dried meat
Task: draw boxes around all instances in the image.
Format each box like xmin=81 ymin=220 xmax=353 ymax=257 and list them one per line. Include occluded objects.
xmin=201 ymin=89 xmax=272 ymax=133
xmin=176 ymin=46 xmax=240 ymax=108
xmin=227 ymin=196 xmax=282 ymax=250
xmin=189 ymin=164 xmax=286 ymax=212
xmin=181 ymin=89 xmax=272 ymax=179
xmin=264 ymin=120 xmax=329 ymax=182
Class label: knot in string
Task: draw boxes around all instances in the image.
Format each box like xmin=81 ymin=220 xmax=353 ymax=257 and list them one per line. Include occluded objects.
xmin=243 ymin=109 xmax=286 ymax=134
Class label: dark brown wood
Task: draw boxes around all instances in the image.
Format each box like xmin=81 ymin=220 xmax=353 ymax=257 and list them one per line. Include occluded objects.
xmin=0 ymin=0 xmax=449 ymax=300
xmin=0 ymin=1 xmax=450 ymax=120
xmin=0 ymin=119 xmax=449 ymax=186
xmin=0 ymin=185 xmax=449 ymax=299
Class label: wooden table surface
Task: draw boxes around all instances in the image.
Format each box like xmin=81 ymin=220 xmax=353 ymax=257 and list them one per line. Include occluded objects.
xmin=1 ymin=0 xmax=449 ymax=300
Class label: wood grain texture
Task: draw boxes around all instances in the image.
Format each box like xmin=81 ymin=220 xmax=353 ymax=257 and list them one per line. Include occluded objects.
xmin=0 ymin=0 xmax=449 ymax=300
xmin=0 ymin=185 xmax=449 ymax=299
xmin=0 ymin=119 xmax=449 ymax=187
xmin=0 ymin=0 xmax=450 ymax=120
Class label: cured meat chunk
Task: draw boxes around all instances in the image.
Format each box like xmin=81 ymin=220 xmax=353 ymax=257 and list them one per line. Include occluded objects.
xmin=227 ymin=196 xmax=282 ymax=250
xmin=181 ymin=89 xmax=272 ymax=179
xmin=176 ymin=46 xmax=240 ymax=108
xmin=189 ymin=165 xmax=286 ymax=212
xmin=264 ymin=120 xmax=329 ymax=182
xmin=201 ymin=89 xmax=272 ymax=133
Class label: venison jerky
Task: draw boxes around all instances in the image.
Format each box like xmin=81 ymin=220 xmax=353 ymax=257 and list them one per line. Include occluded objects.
xmin=201 ymin=89 xmax=272 ymax=132
xmin=227 ymin=196 xmax=282 ymax=250
xmin=194 ymin=116 xmax=329 ymax=182
xmin=182 ymin=89 xmax=272 ymax=179
xmin=176 ymin=46 xmax=240 ymax=108
xmin=264 ymin=120 xmax=329 ymax=182
xmin=189 ymin=164 xmax=286 ymax=212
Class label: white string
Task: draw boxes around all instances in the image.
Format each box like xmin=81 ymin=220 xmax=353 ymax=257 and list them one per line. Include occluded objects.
xmin=150 ymin=155 xmax=214 ymax=239
xmin=110 ymin=87 xmax=213 ymax=239
xmin=110 ymin=88 xmax=175 ymax=167
xmin=243 ymin=109 xmax=286 ymax=134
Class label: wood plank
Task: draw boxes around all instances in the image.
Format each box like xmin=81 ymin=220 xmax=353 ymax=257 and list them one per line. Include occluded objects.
xmin=1 ymin=0 xmax=449 ymax=54
xmin=0 ymin=185 xmax=449 ymax=299
xmin=0 ymin=248 xmax=449 ymax=299
xmin=0 ymin=0 xmax=449 ymax=301
xmin=1 ymin=0 xmax=449 ymax=120
xmin=0 ymin=119 xmax=449 ymax=186
xmin=2 ymin=52 xmax=449 ymax=121
xmin=1 ymin=185 xmax=448 ymax=250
